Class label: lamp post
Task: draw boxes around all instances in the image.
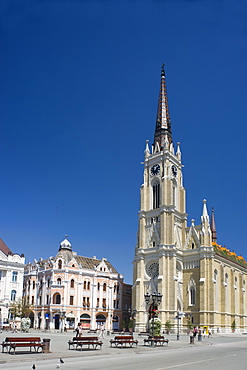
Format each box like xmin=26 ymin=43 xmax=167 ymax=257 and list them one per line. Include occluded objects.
xmin=176 ymin=310 xmax=181 ymax=340
xmin=144 ymin=292 xmax=162 ymax=346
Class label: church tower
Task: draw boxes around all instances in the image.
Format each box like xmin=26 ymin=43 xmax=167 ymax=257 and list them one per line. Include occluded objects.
xmin=132 ymin=65 xmax=187 ymax=332
xmin=133 ymin=66 xmax=247 ymax=333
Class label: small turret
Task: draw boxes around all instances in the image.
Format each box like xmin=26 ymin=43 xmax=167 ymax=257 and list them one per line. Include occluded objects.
xmin=210 ymin=208 xmax=217 ymax=243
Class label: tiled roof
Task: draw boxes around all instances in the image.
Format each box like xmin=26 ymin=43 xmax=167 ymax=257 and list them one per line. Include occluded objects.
xmin=75 ymin=256 xmax=118 ymax=274
xmin=0 ymin=238 xmax=13 ymax=256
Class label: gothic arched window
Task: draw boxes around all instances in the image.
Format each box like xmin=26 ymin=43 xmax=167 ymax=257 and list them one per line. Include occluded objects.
xmin=152 ymin=180 xmax=160 ymax=209
xmin=190 ymin=287 xmax=196 ymax=305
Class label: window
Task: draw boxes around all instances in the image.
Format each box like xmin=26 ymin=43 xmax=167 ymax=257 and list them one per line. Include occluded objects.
xmin=84 ymin=281 xmax=87 ymax=290
xmin=83 ymin=297 xmax=86 ymax=307
xmin=214 ymin=269 xmax=218 ymax=281
xmin=70 ymin=279 xmax=75 ymax=288
xmin=46 ymin=295 xmax=49 ymax=305
xmin=31 ymin=296 xmax=34 ymax=305
xmin=70 ymin=296 xmax=74 ymax=305
xmin=152 ymin=181 xmax=160 ymax=209
xmin=225 ymin=273 xmax=228 ymax=285
xmin=53 ymin=293 xmax=61 ymax=304
xmin=58 ymin=260 xmax=62 ymax=269
xmin=0 ymin=271 xmax=2 ymax=280
xmin=96 ymin=298 xmax=99 ymax=308
xmin=33 ymin=281 xmax=35 ymax=289
xmin=57 ymin=278 xmax=61 ymax=285
xmin=47 ymin=279 xmax=50 ymax=288
xmin=12 ymin=271 xmax=18 ymax=282
xmin=87 ymin=297 xmax=90 ymax=307
xmin=97 ymin=283 xmax=100 ymax=291
xmin=103 ymin=283 xmax=107 ymax=292
xmin=87 ymin=281 xmax=90 ymax=290
xmin=190 ymin=287 xmax=196 ymax=305
xmin=102 ymin=298 xmax=106 ymax=308
xmin=11 ymin=290 xmax=16 ymax=301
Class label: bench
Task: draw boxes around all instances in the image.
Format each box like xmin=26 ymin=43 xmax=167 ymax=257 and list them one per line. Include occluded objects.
xmin=138 ymin=332 xmax=150 ymax=336
xmin=144 ymin=335 xmax=169 ymax=346
xmin=68 ymin=336 xmax=103 ymax=350
xmin=110 ymin=335 xmax=138 ymax=348
xmin=1 ymin=337 xmax=44 ymax=355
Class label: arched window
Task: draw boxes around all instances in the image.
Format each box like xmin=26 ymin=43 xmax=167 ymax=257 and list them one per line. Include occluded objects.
xmin=214 ymin=269 xmax=218 ymax=281
xmin=58 ymin=260 xmax=62 ymax=269
xmin=103 ymin=283 xmax=107 ymax=292
xmin=225 ymin=273 xmax=228 ymax=285
xmin=11 ymin=290 xmax=16 ymax=301
xmin=87 ymin=281 xmax=90 ymax=290
xmin=97 ymin=283 xmax=100 ymax=291
xmin=47 ymin=279 xmax=50 ymax=288
xmin=53 ymin=293 xmax=61 ymax=304
xmin=33 ymin=281 xmax=35 ymax=289
xmin=190 ymin=287 xmax=196 ymax=305
xmin=57 ymin=278 xmax=61 ymax=285
xmin=152 ymin=180 xmax=160 ymax=209
xmin=71 ymin=279 xmax=75 ymax=288
xmin=84 ymin=281 xmax=87 ymax=290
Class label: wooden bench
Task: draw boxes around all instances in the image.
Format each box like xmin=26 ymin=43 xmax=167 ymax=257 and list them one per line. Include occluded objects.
xmin=144 ymin=335 xmax=169 ymax=346
xmin=110 ymin=335 xmax=138 ymax=348
xmin=138 ymin=332 xmax=150 ymax=336
xmin=1 ymin=337 xmax=44 ymax=355
xmin=68 ymin=336 xmax=103 ymax=350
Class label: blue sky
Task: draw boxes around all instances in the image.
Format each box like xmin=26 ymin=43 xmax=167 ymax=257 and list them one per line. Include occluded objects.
xmin=1 ymin=0 xmax=247 ymax=284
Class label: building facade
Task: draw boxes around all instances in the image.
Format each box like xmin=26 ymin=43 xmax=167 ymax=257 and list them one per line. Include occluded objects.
xmin=0 ymin=238 xmax=25 ymax=327
xmin=132 ymin=66 xmax=247 ymax=333
xmin=23 ymin=237 xmax=124 ymax=331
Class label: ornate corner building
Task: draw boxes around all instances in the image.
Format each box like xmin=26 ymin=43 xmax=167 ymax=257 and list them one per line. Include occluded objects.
xmin=132 ymin=66 xmax=247 ymax=333
xmin=23 ymin=237 xmax=126 ymax=331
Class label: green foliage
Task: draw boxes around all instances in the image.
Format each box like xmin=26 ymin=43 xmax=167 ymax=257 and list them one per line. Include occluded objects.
xmin=165 ymin=320 xmax=172 ymax=331
xmin=187 ymin=319 xmax=193 ymax=330
xmin=231 ymin=319 xmax=236 ymax=331
xmin=9 ymin=298 xmax=33 ymax=319
xmin=150 ymin=317 xmax=162 ymax=336
xmin=21 ymin=317 xmax=31 ymax=332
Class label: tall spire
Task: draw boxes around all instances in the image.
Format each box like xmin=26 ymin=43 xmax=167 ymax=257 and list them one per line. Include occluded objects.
xmin=210 ymin=208 xmax=217 ymax=243
xmin=153 ymin=64 xmax=172 ymax=150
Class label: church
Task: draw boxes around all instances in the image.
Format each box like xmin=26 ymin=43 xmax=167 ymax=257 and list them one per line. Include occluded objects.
xmin=132 ymin=65 xmax=247 ymax=333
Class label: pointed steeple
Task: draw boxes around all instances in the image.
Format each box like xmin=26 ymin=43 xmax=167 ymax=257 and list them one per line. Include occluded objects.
xmin=153 ymin=64 xmax=172 ymax=151
xmin=210 ymin=208 xmax=217 ymax=243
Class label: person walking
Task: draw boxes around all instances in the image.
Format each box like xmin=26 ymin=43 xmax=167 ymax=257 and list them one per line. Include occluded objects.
xmin=99 ymin=323 xmax=105 ymax=338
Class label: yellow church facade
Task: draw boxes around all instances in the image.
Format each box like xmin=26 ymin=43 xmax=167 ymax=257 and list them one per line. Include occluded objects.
xmin=132 ymin=66 xmax=247 ymax=333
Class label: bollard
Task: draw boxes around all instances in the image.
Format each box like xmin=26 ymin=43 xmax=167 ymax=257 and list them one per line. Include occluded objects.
xmin=43 ymin=338 xmax=51 ymax=353
xmin=190 ymin=336 xmax=194 ymax=344
xmin=198 ymin=334 xmax=202 ymax=341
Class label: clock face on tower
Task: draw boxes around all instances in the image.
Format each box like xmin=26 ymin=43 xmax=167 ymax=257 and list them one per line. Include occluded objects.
xmin=147 ymin=262 xmax=159 ymax=278
xmin=151 ymin=164 xmax=160 ymax=176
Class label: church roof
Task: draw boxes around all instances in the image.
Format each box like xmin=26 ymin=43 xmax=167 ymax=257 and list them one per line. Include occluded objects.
xmin=213 ymin=243 xmax=247 ymax=268
xmin=0 ymin=238 xmax=13 ymax=256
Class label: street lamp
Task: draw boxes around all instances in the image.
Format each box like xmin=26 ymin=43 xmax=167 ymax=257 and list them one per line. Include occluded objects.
xmin=144 ymin=292 xmax=162 ymax=346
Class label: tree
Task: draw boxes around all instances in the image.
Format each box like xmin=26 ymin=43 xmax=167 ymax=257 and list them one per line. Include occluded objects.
xmin=9 ymin=298 xmax=33 ymax=319
xmin=231 ymin=319 xmax=236 ymax=332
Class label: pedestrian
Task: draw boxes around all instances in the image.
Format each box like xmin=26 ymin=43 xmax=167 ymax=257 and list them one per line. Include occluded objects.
xmin=64 ymin=325 xmax=67 ymax=332
xmin=78 ymin=323 xmax=83 ymax=337
xmin=75 ymin=323 xmax=80 ymax=337
xmin=208 ymin=328 xmax=212 ymax=338
xmin=99 ymin=323 xmax=105 ymax=338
